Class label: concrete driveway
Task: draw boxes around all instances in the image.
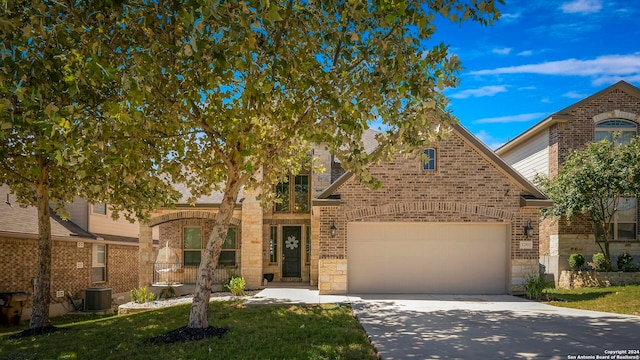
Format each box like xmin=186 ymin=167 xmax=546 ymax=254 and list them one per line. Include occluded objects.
xmin=351 ymin=294 xmax=640 ymax=360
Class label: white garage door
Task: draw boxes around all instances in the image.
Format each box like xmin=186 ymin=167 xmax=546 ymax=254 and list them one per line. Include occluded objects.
xmin=347 ymin=222 xmax=509 ymax=294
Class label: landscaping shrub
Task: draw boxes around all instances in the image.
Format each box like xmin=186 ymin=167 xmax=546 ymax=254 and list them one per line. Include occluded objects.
xmin=523 ymin=272 xmax=553 ymax=300
xmin=130 ymin=287 xmax=155 ymax=303
xmin=617 ymin=252 xmax=638 ymax=272
xmin=592 ymin=253 xmax=607 ymax=272
xmin=568 ymin=253 xmax=585 ymax=271
xmin=225 ymin=276 xmax=246 ymax=296
xmin=158 ymin=282 xmax=177 ymax=299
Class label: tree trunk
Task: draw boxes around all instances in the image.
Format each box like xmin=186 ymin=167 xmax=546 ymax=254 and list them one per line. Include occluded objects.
xmin=594 ymin=220 xmax=612 ymax=271
xmin=187 ymin=177 xmax=241 ymax=328
xmin=30 ymin=159 xmax=52 ymax=329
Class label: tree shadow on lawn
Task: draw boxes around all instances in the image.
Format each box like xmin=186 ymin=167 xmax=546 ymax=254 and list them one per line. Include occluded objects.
xmin=544 ymin=290 xmax=617 ymax=302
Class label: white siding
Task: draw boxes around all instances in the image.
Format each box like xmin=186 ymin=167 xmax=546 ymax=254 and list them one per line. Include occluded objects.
xmin=66 ymin=197 xmax=89 ymax=231
xmin=501 ymin=129 xmax=549 ymax=181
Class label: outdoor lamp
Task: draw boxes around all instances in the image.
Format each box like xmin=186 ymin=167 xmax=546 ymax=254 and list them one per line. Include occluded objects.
xmin=524 ymin=220 xmax=533 ymax=237
xmin=330 ymin=222 xmax=337 ymax=238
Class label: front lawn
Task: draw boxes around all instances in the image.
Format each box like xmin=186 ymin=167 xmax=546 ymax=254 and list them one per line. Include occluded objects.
xmin=544 ymin=285 xmax=640 ymax=316
xmin=0 ymin=301 xmax=377 ymax=360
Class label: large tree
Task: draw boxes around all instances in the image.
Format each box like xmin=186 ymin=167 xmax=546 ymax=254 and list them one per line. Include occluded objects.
xmin=102 ymin=0 xmax=503 ymax=329
xmin=0 ymin=1 xmax=179 ymax=329
xmin=536 ymin=138 xmax=640 ymax=271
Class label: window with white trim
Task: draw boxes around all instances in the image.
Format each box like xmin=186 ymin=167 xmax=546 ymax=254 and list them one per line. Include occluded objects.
xmin=423 ymin=148 xmax=437 ymax=171
xmin=92 ymin=244 xmax=106 ymax=282
xmin=595 ymin=119 xmax=637 ymax=145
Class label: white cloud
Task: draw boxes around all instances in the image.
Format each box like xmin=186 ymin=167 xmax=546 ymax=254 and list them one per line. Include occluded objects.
xmin=469 ymin=54 xmax=640 ymax=84
xmin=561 ymin=0 xmax=603 ymax=14
xmin=592 ymin=73 xmax=640 ymax=86
xmin=492 ymin=47 xmax=512 ymax=55
xmin=500 ymin=12 xmax=522 ymax=22
xmin=474 ymin=130 xmax=505 ymax=150
xmin=563 ymin=91 xmax=588 ymax=99
xmin=473 ymin=112 xmax=547 ymax=124
xmin=517 ymin=50 xmax=533 ymax=56
xmin=450 ymin=85 xmax=508 ymax=99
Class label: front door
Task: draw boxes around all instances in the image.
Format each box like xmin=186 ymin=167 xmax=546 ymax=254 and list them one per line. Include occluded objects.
xmin=282 ymin=226 xmax=301 ymax=278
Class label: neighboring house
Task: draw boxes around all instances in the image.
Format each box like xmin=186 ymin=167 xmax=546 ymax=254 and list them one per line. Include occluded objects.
xmin=496 ymin=81 xmax=640 ymax=282
xmin=0 ymin=185 xmax=151 ymax=320
xmin=139 ymin=123 xmax=550 ymax=295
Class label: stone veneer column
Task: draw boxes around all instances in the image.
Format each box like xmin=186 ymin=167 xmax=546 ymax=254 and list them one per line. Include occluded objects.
xmin=138 ymin=222 xmax=154 ymax=287
xmin=240 ymin=185 xmax=263 ymax=289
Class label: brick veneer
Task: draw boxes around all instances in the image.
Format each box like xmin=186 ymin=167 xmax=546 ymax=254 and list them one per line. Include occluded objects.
xmin=316 ymin=131 xmax=543 ymax=294
xmin=540 ymin=86 xmax=640 ymax=279
xmin=0 ymin=235 xmax=138 ymax=314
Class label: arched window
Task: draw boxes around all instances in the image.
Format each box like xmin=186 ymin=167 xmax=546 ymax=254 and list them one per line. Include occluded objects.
xmin=594 ymin=119 xmax=637 ymax=145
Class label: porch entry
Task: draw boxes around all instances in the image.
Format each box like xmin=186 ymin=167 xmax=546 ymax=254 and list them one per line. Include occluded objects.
xmin=282 ymin=226 xmax=301 ymax=278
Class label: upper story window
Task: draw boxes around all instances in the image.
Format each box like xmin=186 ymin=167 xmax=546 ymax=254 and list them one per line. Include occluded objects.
xmin=93 ymin=203 xmax=107 ymax=215
xmin=274 ymin=174 xmax=309 ymax=213
xmin=594 ymin=120 xmax=637 ymax=145
xmin=422 ymin=148 xmax=437 ymax=171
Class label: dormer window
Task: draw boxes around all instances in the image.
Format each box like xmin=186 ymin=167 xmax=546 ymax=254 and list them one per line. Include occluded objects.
xmin=595 ymin=120 xmax=637 ymax=145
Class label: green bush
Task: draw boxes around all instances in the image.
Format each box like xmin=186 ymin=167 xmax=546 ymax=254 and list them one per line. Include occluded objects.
xmin=592 ymin=253 xmax=608 ymax=272
xmin=225 ymin=276 xmax=246 ymax=296
xmin=616 ymin=252 xmax=638 ymax=272
xmin=158 ymin=282 xmax=177 ymax=299
xmin=568 ymin=253 xmax=585 ymax=271
xmin=130 ymin=287 xmax=155 ymax=303
xmin=523 ymin=272 xmax=553 ymax=300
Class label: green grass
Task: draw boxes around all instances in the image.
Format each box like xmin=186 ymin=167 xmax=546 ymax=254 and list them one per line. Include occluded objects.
xmin=544 ymin=285 xmax=640 ymax=316
xmin=0 ymin=301 xmax=377 ymax=360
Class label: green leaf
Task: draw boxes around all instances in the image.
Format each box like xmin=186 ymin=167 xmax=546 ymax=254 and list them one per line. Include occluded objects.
xmin=44 ymin=103 xmax=59 ymax=118
xmin=264 ymin=5 xmax=283 ymax=22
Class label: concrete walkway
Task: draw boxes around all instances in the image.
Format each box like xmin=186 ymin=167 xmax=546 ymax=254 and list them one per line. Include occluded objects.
xmin=245 ymin=286 xmax=352 ymax=305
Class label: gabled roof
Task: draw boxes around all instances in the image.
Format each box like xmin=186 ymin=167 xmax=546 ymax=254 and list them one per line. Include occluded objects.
xmin=315 ymin=122 xmax=551 ymax=207
xmin=496 ymin=81 xmax=640 ymax=155
xmin=0 ymin=185 xmax=95 ymax=240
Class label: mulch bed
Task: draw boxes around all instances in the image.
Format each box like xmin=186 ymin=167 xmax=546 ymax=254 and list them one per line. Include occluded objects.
xmin=7 ymin=326 xmax=61 ymax=339
xmin=146 ymin=326 xmax=229 ymax=344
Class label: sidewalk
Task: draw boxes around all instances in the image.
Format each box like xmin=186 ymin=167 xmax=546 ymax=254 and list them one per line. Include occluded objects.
xmin=245 ymin=286 xmax=352 ymax=305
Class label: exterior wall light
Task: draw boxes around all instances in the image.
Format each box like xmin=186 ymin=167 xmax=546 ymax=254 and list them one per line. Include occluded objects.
xmin=524 ymin=220 xmax=534 ymax=237
xmin=330 ymin=222 xmax=337 ymax=238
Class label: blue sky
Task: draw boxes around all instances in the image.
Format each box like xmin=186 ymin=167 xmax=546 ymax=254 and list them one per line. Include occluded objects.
xmin=434 ymin=0 xmax=640 ymax=149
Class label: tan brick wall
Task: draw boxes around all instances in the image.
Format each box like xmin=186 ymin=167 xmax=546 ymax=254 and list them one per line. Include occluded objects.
xmin=316 ymin=132 xmax=542 ymax=294
xmin=542 ymin=87 xmax=640 ymax=278
xmin=318 ymin=259 xmax=347 ymax=294
xmin=0 ymin=236 xmax=138 ymax=310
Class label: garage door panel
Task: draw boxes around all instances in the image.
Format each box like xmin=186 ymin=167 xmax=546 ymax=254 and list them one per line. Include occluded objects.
xmin=347 ymin=222 xmax=508 ymax=294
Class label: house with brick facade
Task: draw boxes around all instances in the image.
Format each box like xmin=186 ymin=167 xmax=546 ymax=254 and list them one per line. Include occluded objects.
xmin=139 ymin=122 xmax=550 ymax=295
xmin=496 ymin=81 xmax=640 ymax=283
xmin=0 ymin=185 xmax=151 ymax=320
